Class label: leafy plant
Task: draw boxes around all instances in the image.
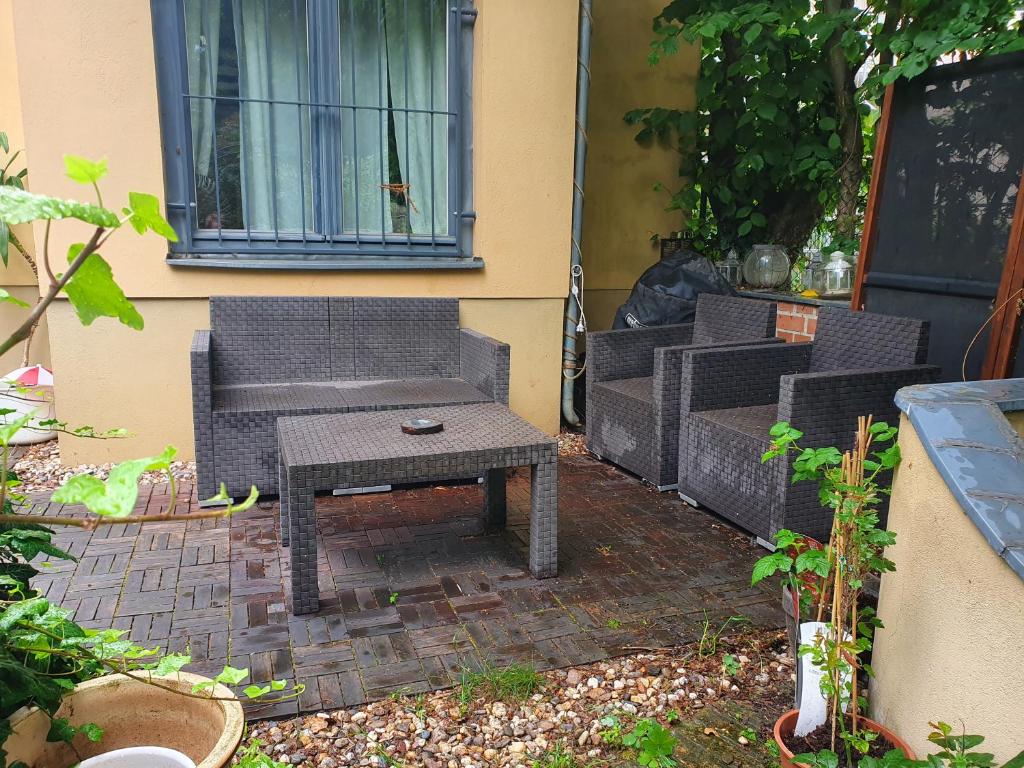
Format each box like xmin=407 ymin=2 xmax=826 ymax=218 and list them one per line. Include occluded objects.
xmin=457 ymin=662 xmax=543 ymax=711
xmin=697 ymin=613 xmax=747 ymax=658
xmin=629 ymin=1 xmax=1024 ymax=257
xmin=721 ymin=653 xmax=741 ymax=677
xmin=532 ymin=741 xmax=581 ymax=768
xmin=599 ymin=714 xmax=625 ymax=746
xmin=606 ymin=618 xmax=622 ymax=630
xmin=622 ymin=718 xmax=678 ymax=768
xmin=760 ymin=417 xmax=901 ymax=766
xmin=235 ymin=739 xmax=290 ymax=768
xmin=389 ymin=591 xmax=399 ymax=605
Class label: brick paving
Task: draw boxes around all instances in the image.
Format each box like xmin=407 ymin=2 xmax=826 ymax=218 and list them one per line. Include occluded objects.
xmin=31 ymin=455 xmax=782 ymax=717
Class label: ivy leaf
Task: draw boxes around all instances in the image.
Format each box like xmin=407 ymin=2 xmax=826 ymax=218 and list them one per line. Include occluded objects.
xmin=0 ymin=414 xmax=32 ymax=445
xmin=743 ymin=22 xmax=763 ymax=43
xmin=124 ymin=191 xmax=178 ymax=242
xmin=213 ymin=665 xmax=251 ymax=687
xmin=151 ymin=652 xmax=191 ymax=676
xmin=50 ymin=446 xmax=177 ymax=517
xmin=63 ymin=155 xmax=108 ymax=185
xmin=0 ymin=186 xmax=119 ymax=228
xmin=0 ymin=288 xmax=29 ymax=308
xmin=1 ymin=220 xmax=9 ymax=266
xmin=62 ymin=244 xmax=144 ymax=331
xmin=828 ymin=133 xmax=841 ymax=151
xmin=0 ymin=596 xmax=49 ymax=630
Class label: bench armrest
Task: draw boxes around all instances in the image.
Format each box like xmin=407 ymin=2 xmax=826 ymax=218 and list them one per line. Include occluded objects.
xmin=680 ymin=342 xmax=813 ymax=414
xmin=460 ymin=328 xmax=510 ymax=404
xmin=587 ymin=323 xmax=694 ymax=383
xmin=779 ymin=364 xmax=941 ymax=446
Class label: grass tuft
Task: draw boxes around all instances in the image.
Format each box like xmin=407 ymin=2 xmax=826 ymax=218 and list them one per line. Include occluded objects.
xmin=457 ymin=661 xmax=543 ymax=709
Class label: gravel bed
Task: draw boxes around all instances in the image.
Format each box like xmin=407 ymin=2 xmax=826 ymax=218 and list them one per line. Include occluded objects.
xmin=9 ymin=439 xmax=196 ymax=493
xmin=241 ymin=630 xmax=793 ymax=768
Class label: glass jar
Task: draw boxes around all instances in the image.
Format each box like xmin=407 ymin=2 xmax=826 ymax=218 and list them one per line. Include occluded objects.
xmin=743 ymin=244 xmax=790 ymax=288
xmin=717 ymin=249 xmax=743 ymax=287
xmin=823 ymin=251 xmax=853 ymax=296
xmin=801 ymin=248 xmax=825 ymax=293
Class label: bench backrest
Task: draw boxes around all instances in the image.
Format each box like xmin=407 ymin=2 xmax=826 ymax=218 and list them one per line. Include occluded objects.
xmin=209 ymin=296 xmax=460 ymax=384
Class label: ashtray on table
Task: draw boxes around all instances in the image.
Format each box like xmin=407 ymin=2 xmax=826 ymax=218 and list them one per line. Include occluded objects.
xmin=401 ymin=418 xmax=444 ymax=435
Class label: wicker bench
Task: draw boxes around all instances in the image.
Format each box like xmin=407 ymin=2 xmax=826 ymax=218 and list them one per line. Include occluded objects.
xmin=278 ymin=403 xmax=558 ymax=614
xmin=190 ymin=297 xmax=509 ymax=500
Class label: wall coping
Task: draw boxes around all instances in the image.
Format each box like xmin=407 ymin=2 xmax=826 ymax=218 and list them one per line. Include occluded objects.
xmin=737 ymin=289 xmax=850 ymax=308
xmin=895 ymin=379 xmax=1024 ymax=581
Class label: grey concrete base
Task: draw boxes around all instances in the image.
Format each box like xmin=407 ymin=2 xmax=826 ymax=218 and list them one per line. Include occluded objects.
xmin=332 ymin=485 xmax=392 ymax=496
xmin=656 ymin=483 xmax=678 ymax=492
xmin=678 ymin=491 xmax=699 ymax=507
xmin=756 ymin=536 xmax=776 ymax=551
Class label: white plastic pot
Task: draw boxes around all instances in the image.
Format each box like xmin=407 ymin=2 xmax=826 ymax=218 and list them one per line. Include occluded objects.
xmin=0 ymin=365 xmax=56 ymax=444
xmin=80 ymin=746 xmax=197 ymax=768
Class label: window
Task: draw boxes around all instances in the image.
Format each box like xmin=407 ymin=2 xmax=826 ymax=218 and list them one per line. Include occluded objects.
xmin=150 ymin=0 xmax=477 ymax=268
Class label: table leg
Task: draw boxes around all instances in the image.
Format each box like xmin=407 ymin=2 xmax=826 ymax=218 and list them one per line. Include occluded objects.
xmin=279 ymin=458 xmax=290 ymax=547
xmin=484 ymin=467 xmax=507 ymax=526
xmin=529 ymin=457 xmax=558 ymax=578
xmin=288 ymin=471 xmax=319 ymax=614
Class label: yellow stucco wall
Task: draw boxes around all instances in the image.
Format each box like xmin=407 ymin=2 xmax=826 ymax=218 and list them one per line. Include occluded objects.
xmin=871 ymin=414 xmax=1024 ymax=763
xmin=8 ymin=0 xmax=578 ymax=460
xmin=0 ymin=0 xmax=49 ymax=374
xmin=580 ymin=0 xmax=698 ymax=331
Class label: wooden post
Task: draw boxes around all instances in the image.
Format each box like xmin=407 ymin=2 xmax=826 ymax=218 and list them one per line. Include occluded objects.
xmin=980 ymin=166 xmax=1024 ymax=379
xmin=851 ymin=84 xmax=896 ymax=312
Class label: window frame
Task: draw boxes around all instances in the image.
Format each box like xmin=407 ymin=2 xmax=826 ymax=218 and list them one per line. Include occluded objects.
xmin=149 ymin=0 xmax=479 ymax=270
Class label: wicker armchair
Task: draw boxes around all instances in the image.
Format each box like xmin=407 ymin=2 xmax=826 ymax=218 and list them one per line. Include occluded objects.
xmin=586 ymin=294 xmax=778 ymax=489
xmin=676 ymin=306 xmax=940 ymax=543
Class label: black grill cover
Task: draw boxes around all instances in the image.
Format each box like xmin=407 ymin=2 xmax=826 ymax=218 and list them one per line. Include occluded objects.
xmin=612 ymin=249 xmax=736 ymax=329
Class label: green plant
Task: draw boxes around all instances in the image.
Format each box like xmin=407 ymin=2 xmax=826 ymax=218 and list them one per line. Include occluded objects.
xmin=629 ymin=2 xmax=1024 ymax=257
xmin=532 ymin=741 xmax=581 ymax=768
xmin=739 ymin=727 xmax=757 ymax=743
xmin=665 ymin=710 xmax=680 ymax=725
xmin=606 ymin=618 xmax=622 ymax=630
xmin=759 ymin=417 xmax=900 ymax=765
xmin=622 ymin=718 xmax=678 ymax=768
xmin=599 ymin=715 xmax=625 ymax=746
xmin=697 ymin=613 xmax=747 ymax=658
xmin=457 ymin=662 xmax=543 ymax=711
xmin=389 ymin=591 xmax=399 ymax=605
xmin=721 ymin=653 xmax=741 ymax=677
xmin=234 ymin=739 xmax=289 ymax=768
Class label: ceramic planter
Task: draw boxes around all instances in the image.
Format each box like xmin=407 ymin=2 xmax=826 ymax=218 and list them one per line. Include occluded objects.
xmin=773 ymin=709 xmax=915 ymax=768
xmin=2 ymin=672 xmax=244 ymax=768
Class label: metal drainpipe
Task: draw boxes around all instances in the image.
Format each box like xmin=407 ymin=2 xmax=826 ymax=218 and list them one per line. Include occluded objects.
xmin=561 ymin=0 xmax=593 ymax=426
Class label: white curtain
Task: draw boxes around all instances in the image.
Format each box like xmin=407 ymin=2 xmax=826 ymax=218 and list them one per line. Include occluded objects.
xmin=385 ymin=0 xmax=448 ymax=236
xmin=339 ymin=0 xmax=393 ymax=235
xmin=233 ymin=0 xmax=312 ymax=232
xmin=184 ymin=0 xmax=221 ymax=180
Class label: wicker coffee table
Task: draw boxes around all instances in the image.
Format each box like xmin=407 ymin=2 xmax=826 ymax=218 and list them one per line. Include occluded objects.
xmin=278 ymin=403 xmax=558 ymax=614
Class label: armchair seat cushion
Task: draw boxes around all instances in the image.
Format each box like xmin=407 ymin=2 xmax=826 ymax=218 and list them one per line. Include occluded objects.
xmin=213 ymin=378 xmax=491 ymax=415
xmin=592 ymin=376 xmax=654 ymax=406
xmin=695 ymin=403 xmax=779 ymax=441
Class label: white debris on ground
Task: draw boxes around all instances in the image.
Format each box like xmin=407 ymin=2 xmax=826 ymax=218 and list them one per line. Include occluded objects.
xmin=241 ymin=631 xmax=794 ymax=768
xmin=9 ymin=438 xmax=196 ymax=493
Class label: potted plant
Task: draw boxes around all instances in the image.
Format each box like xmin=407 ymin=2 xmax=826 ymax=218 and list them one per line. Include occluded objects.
xmin=754 ymin=416 xmax=913 ymax=768
xmin=0 ymin=157 xmax=300 ymax=767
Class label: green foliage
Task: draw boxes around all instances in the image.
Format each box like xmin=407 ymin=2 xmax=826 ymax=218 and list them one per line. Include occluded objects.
xmin=50 ymin=446 xmax=177 ymax=517
xmin=622 ymin=718 xmax=678 ymax=768
xmin=457 ymin=662 xmax=543 ymax=710
xmin=721 ymin=653 xmax=741 ymax=677
xmin=531 ymin=741 xmax=581 ymax=768
xmin=235 ymin=739 xmax=290 ymax=768
xmin=0 ymin=133 xmax=29 ymax=267
xmin=0 ymin=187 xmax=119 ymax=229
xmin=697 ymin=612 xmax=747 ymax=658
xmin=630 ymin=0 xmax=1024 ymax=257
xmin=62 ymin=244 xmax=145 ymax=331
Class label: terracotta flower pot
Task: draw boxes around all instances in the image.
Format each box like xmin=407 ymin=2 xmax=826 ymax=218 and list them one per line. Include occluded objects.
xmin=773 ymin=709 xmax=915 ymax=768
xmin=2 ymin=673 xmax=244 ymax=768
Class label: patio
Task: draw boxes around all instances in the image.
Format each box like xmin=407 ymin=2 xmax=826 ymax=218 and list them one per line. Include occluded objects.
xmin=31 ymin=454 xmax=781 ymax=717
